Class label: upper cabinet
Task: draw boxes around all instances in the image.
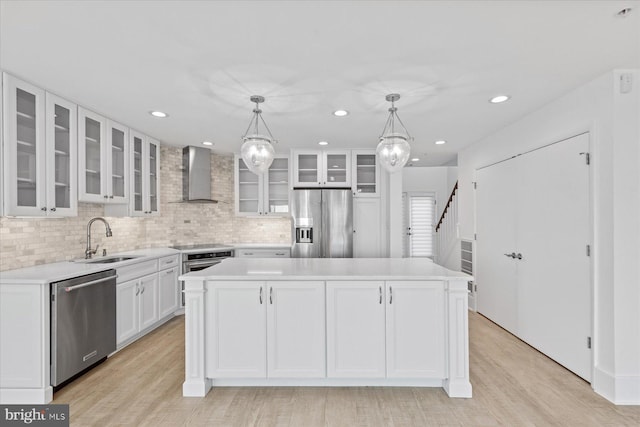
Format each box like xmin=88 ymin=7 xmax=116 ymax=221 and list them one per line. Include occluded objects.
xmin=78 ymin=108 xmax=129 ymax=203
xmin=292 ymin=150 xmax=351 ymax=188
xmin=130 ymin=132 xmax=160 ymax=216
xmin=235 ymin=154 xmax=289 ymax=217
xmin=351 ymin=150 xmax=380 ymax=197
xmin=2 ymin=74 xmax=77 ymax=217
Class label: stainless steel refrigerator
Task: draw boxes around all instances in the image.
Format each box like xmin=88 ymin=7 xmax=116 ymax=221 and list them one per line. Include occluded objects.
xmin=291 ymin=189 xmax=353 ymax=258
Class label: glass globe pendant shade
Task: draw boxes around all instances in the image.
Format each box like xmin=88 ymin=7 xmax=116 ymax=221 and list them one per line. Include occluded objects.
xmin=240 ymin=135 xmax=275 ymax=174
xmin=376 ymin=133 xmax=411 ymax=173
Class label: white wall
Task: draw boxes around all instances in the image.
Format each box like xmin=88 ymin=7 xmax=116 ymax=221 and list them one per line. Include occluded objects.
xmin=457 ymin=70 xmax=640 ymax=405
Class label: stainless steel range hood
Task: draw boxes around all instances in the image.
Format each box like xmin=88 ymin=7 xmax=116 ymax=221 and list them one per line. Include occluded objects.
xmin=181 ymin=146 xmax=218 ymax=203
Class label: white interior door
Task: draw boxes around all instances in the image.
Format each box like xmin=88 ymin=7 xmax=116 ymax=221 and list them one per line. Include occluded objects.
xmin=516 ymin=133 xmax=591 ymax=380
xmin=476 ymin=159 xmax=519 ymax=335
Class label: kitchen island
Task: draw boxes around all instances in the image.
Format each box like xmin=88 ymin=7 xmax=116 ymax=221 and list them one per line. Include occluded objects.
xmin=180 ymin=258 xmax=473 ymax=398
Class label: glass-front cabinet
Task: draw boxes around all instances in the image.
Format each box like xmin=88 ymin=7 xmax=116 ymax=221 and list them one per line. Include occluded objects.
xmin=129 ymin=132 xmax=160 ymax=216
xmin=292 ymin=150 xmax=351 ymax=188
xmin=235 ymin=154 xmax=289 ymax=216
xmin=78 ymin=109 xmax=129 ymax=203
xmin=2 ymin=73 xmax=77 ymax=216
xmin=351 ymin=150 xmax=379 ymax=197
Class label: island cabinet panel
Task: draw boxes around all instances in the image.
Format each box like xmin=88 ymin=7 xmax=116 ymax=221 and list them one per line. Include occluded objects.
xmin=386 ymin=281 xmax=445 ymax=378
xmin=326 ymin=281 xmax=386 ymax=378
xmin=206 ymin=282 xmax=267 ymax=378
xmin=267 ymin=281 xmax=326 ymax=378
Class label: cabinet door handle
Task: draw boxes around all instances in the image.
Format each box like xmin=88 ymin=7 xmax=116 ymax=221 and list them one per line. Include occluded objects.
xmin=109 ymin=195 xmax=114 ymax=199
xmin=41 ymin=207 xmax=47 ymax=211
xmin=141 ymin=284 xmax=145 ymax=294
xmin=379 ymin=286 xmax=382 ymax=304
xmin=135 ymin=283 xmax=140 ymax=296
xmin=389 ymin=286 xmax=393 ymax=304
xmin=244 ymin=252 xmax=253 ymax=256
xmin=259 ymin=286 xmax=263 ymax=304
xmin=269 ymin=287 xmax=273 ymax=304
xmin=275 ymin=252 xmax=285 ymax=256
xmin=165 ymin=269 xmax=174 ymax=275
xmin=104 ymin=195 xmax=109 ymax=199
xmin=50 ymin=207 xmax=56 ymax=212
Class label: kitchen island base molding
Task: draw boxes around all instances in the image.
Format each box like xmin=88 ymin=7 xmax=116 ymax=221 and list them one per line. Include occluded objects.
xmin=181 ymin=258 xmax=474 ymax=399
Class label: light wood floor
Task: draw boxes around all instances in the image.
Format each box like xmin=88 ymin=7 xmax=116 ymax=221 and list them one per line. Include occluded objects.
xmin=54 ymin=312 xmax=640 ymax=426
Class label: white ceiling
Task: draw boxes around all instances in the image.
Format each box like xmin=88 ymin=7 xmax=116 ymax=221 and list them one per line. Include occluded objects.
xmin=1 ymin=1 xmax=638 ymax=166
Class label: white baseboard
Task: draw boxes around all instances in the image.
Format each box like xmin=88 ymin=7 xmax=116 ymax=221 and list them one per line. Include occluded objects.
xmin=594 ymin=366 xmax=640 ymax=405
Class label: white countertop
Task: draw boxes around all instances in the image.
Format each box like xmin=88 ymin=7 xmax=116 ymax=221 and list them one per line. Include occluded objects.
xmin=0 ymin=248 xmax=180 ymax=285
xmin=180 ymin=258 xmax=472 ymax=281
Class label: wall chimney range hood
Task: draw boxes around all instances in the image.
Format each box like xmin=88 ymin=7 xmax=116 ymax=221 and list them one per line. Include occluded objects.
xmin=181 ymin=146 xmax=218 ymax=203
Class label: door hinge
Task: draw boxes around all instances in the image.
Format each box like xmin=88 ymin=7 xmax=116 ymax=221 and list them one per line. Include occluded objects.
xmin=474 ymin=233 xmax=477 ymax=240
xmin=50 ymin=293 xmax=55 ymax=302
xmin=587 ymin=336 xmax=592 ymax=349
xmin=473 ymin=182 xmax=477 ymax=189
xmin=580 ymin=152 xmax=590 ymax=165
xmin=586 ymin=244 xmax=591 ymax=256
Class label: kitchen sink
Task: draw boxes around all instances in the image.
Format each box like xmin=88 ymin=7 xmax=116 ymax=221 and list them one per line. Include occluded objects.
xmin=82 ymin=256 xmax=141 ymax=264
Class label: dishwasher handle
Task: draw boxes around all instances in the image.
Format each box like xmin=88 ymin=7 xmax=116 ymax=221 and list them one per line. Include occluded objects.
xmin=64 ymin=275 xmax=118 ymax=292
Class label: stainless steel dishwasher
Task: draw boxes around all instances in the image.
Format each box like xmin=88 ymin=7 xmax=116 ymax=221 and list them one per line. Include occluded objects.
xmin=51 ymin=269 xmax=117 ymax=387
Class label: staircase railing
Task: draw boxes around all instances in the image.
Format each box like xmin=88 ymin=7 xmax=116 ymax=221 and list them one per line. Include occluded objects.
xmin=435 ymin=182 xmax=458 ymax=266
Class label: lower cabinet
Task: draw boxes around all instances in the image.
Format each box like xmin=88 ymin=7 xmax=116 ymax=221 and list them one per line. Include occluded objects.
xmin=206 ymin=281 xmax=325 ymax=378
xmin=116 ymin=273 xmax=159 ymax=345
xmin=326 ymin=280 xmax=445 ymax=378
xmin=326 ymin=281 xmax=386 ymax=377
xmin=158 ymin=265 xmax=179 ymax=318
xmin=205 ymin=280 xmax=445 ymax=380
xmin=385 ymin=281 xmax=445 ymax=378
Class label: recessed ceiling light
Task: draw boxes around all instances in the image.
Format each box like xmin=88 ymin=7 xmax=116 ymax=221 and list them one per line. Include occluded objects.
xmin=318 ymin=141 xmax=329 ymax=146
xmin=202 ymin=141 xmax=213 ymax=146
xmin=489 ymin=95 xmax=510 ymax=104
xmin=333 ymin=110 xmax=349 ymax=117
xmin=149 ymin=111 xmax=168 ymax=118
xmin=411 ymin=158 xmax=420 ymax=162
xmin=435 ymin=140 xmax=447 ymax=145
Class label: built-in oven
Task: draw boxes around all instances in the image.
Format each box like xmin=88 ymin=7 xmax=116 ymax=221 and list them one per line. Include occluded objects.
xmin=172 ymin=244 xmax=234 ymax=306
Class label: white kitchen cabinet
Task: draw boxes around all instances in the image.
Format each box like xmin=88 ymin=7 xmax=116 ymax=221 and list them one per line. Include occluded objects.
xmin=158 ymin=258 xmax=179 ymax=319
xmin=351 ymin=150 xmax=379 ymax=197
xmin=129 ymin=132 xmax=160 ymax=216
xmin=206 ymin=282 xmax=267 ymax=378
xmin=2 ymin=74 xmax=77 ymax=217
xmin=385 ymin=281 xmax=445 ymax=378
xmin=116 ymin=278 xmax=140 ymax=344
xmin=326 ymin=281 xmax=386 ymax=378
xmin=292 ymin=150 xmax=351 ymax=188
xmin=235 ymin=155 xmax=290 ymax=216
xmin=78 ymin=108 xmax=129 ymax=204
xmin=116 ymin=272 xmax=159 ymax=345
xmin=353 ymin=198 xmax=382 ymax=257
xmin=267 ymin=281 xmax=325 ymax=378
xmin=138 ymin=273 xmax=159 ymax=331
xmin=206 ymin=280 xmax=325 ymax=379
xmin=235 ymin=248 xmax=291 ymax=258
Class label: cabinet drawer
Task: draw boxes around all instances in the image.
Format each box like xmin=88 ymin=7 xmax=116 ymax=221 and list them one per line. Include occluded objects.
xmin=236 ymin=249 xmax=291 ymax=258
xmin=116 ymin=259 xmax=158 ymax=284
xmin=158 ymin=254 xmax=180 ymax=271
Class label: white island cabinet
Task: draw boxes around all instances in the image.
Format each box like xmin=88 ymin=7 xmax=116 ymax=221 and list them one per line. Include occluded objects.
xmin=181 ymin=258 xmax=472 ymax=398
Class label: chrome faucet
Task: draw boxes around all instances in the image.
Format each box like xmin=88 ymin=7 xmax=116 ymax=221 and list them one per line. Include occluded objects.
xmin=85 ymin=217 xmax=113 ymax=259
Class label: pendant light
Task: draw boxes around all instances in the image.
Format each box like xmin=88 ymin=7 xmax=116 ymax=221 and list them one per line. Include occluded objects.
xmin=376 ymin=93 xmax=412 ymax=173
xmin=240 ymin=95 xmax=276 ymax=175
